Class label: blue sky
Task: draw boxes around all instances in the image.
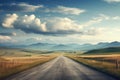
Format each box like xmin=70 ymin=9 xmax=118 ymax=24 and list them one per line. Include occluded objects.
xmin=0 ymin=0 xmax=120 ymax=45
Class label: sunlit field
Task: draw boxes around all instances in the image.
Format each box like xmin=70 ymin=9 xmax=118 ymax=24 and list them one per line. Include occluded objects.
xmin=66 ymin=53 xmax=120 ymax=79
xmin=0 ymin=49 xmax=58 ymax=79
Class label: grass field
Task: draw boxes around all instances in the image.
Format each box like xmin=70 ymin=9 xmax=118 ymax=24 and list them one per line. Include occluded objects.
xmin=66 ymin=53 xmax=120 ymax=79
xmin=0 ymin=48 xmax=58 ymax=79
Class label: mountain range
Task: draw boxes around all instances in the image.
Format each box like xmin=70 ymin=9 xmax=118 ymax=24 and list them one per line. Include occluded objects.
xmin=0 ymin=41 xmax=120 ymax=51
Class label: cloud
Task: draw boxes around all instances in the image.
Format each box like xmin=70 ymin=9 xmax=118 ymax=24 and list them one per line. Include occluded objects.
xmin=81 ymin=14 xmax=109 ymax=27
xmin=0 ymin=3 xmax=43 ymax=12
xmin=104 ymin=0 xmax=120 ymax=3
xmin=0 ymin=35 xmax=11 ymax=41
xmin=2 ymin=14 xmax=83 ymax=35
xmin=2 ymin=14 xmax=18 ymax=28
xmin=81 ymin=14 xmax=120 ymax=27
xmin=12 ymin=32 xmax=17 ymax=36
xmin=16 ymin=14 xmax=47 ymax=33
xmin=34 ymin=37 xmax=42 ymax=41
xmin=2 ymin=13 xmax=47 ymax=34
xmin=46 ymin=6 xmax=85 ymax=15
xmin=2 ymin=13 xmax=118 ymax=36
xmin=46 ymin=17 xmax=82 ymax=34
xmin=0 ymin=35 xmax=17 ymax=43
xmin=112 ymin=16 xmax=120 ymax=20
xmin=33 ymin=37 xmax=42 ymax=41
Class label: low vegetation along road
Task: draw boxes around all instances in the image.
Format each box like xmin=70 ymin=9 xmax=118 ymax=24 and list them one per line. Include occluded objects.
xmin=5 ymin=56 xmax=117 ymax=80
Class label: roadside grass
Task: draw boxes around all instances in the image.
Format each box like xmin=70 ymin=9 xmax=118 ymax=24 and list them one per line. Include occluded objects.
xmin=0 ymin=54 xmax=57 ymax=79
xmin=66 ymin=54 xmax=120 ymax=79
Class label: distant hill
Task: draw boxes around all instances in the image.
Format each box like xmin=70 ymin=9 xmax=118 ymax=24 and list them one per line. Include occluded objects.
xmin=24 ymin=43 xmax=55 ymax=50
xmin=24 ymin=41 xmax=120 ymax=51
xmin=84 ymin=47 xmax=120 ymax=54
xmin=0 ymin=41 xmax=120 ymax=51
xmin=79 ymin=41 xmax=120 ymax=51
xmin=0 ymin=48 xmax=42 ymax=57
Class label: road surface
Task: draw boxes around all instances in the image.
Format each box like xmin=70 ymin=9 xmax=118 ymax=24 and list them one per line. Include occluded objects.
xmin=5 ymin=56 xmax=117 ymax=80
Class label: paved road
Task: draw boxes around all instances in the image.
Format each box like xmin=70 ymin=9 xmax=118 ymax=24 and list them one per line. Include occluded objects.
xmin=5 ymin=56 xmax=117 ymax=80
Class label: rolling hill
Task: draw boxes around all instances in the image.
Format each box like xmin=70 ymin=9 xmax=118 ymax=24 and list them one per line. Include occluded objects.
xmin=84 ymin=47 xmax=120 ymax=54
xmin=0 ymin=48 xmax=46 ymax=57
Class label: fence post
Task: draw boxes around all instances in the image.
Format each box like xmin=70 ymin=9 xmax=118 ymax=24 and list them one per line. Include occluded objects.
xmin=115 ymin=59 xmax=119 ymax=69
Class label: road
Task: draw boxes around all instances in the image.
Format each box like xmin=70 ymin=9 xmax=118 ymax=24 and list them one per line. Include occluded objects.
xmin=5 ymin=56 xmax=117 ymax=80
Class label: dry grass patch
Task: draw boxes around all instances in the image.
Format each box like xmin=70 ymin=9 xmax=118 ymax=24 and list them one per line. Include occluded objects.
xmin=0 ymin=54 xmax=57 ymax=79
xmin=66 ymin=54 xmax=120 ymax=79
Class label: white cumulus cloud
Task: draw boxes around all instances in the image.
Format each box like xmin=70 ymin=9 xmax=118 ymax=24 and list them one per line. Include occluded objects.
xmin=2 ymin=13 xmax=18 ymax=28
xmin=2 ymin=13 xmax=47 ymax=34
xmin=46 ymin=17 xmax=82 ymax=32
xmin=17 ymin=14 xmax=47 ymax=32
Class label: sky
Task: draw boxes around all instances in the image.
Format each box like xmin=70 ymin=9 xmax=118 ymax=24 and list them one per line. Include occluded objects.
xmin=0 ymin=0 xmax=120 ymax=45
